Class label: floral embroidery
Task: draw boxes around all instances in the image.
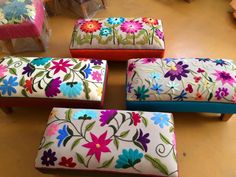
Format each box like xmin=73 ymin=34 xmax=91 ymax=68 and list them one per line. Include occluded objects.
xmin=0 ymin=57 xmax=106 ymax=100
xmin=0 ymin=0 xmax=36 ymax=25
xmin=71 ymin=17 xmax=164 ymax=49
xmin=127 ymin=58 xmax=236 ymax=104
xmin=36 ymin=109 xmax=178 ymax=176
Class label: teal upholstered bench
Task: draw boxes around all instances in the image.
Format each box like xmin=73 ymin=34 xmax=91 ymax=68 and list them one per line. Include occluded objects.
xmin=126 ymin=58 xmax=236 ymax=121
xmin=35 ymin=108 xmax=178 ymax=177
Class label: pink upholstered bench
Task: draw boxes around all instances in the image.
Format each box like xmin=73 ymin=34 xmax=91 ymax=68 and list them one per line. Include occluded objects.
xmin=35 ymin=108 xmax=178 ymax=177
xmin=70 ymin=17 xmax=165 ymax=60
xmin=0 ymin=56 xmax=108 ymax=113
xmin=0 ymin=0 xmax=49 ymax=53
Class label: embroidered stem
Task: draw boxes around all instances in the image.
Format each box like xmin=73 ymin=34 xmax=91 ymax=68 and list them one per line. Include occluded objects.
xmin=133 ymin=33 xmax=135 ymax=45
xmin=90 ymin=33 xmax=93 ymax=45
xmin=112 ymin=25 xmax=116 ymax=44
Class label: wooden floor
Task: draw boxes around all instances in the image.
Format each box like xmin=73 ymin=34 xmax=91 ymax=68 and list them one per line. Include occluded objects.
xmin=1 ymin=0 xmax=236 ymax=177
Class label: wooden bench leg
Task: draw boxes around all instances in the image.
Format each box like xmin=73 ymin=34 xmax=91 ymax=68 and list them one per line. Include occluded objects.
xmin=1 ymin=107 xmax=13 ymax=114
xmin=101 ymin=0 xmax=106 ymax=8
xmin=3 ymin=39 xmax=14 ymax=54
xmin=33 ymin=37 xmax=46 ymax=51
xmin=220 ymin=114 xmax=233 ymax=121
xmin=80 ymin=3 xmax=88 ymax=18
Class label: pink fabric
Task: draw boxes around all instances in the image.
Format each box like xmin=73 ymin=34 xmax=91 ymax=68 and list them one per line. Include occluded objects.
xmin=0 ymin=0 xmax=45 ymax=40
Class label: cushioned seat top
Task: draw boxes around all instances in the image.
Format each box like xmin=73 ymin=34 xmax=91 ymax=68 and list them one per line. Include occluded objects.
xmin=0 ymin=56 xmax=107 ymax=101
xmin=127 ymin=58 xmax=236 ymax=104
xmin=70 ymin=17 xmax=165 ymax=50
xmin=35 ymin=108 xmax=178 ymax=177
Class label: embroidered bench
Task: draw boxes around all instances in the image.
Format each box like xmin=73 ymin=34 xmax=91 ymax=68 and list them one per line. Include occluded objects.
xmin=0 ymin=0 xmax=49 ymax=53
xmin=126 ymin=58 xmax=236 ymax=121
xmin=35 ymin=108 xmax=178 ymax=177
xmin=0 ymin=57 xmax=108 ymax=113
xmin=70 ymin=17 xmax=165 ymax=60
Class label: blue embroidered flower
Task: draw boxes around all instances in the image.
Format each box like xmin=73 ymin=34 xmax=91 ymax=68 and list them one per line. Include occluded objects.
xmin=60 ymin=82 xmax=83 ymax=98
xmin=213 ymin=59 xmax=228 ymax=66
xmin=127 ymin=82 xmax=133 ymax=93
xmin=164 ymin=58 xmax=176 ymax=63
xmin=151 ymin=83 xmax=163 ymax=95
xmin=151 ymin=113 xmax=170 ymax=128
xmin=174 ymin=90 xmax=187 ymax=101
xmin=82 ymin=64 xmax=92 ymax=79
xmin=115 ymin=149 xmax=143 ymax=169
xmin=72 ymin=110 xmax=98 ymax=120
xmin=31 ymin=58 xmax=52 ymax=66
xmin=100 ymin=27 xmax=112 ymax=36
xmin=149 ymin=72 xmax=160 ymax=80
xmin=0 ymin=76 xmax=18 ymax=96
xmin=57 ymin=125 xmax=70 ymax=147
xmin=3 ymin=1 xmax=28 ymax=21
xmin=107 ymin=17 xmax=125 ymax=25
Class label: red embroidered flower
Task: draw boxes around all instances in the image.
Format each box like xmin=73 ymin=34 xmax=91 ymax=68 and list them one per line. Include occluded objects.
xmin=197 ymin=68 xmax=205 ymax=73
xmin=59 ymin=157 xmax=76 ymax=168
xmin=82 ymin=131 xmax=112 ymax=162
xmin=185 ymin=84 xmax=193 ymax=93
xmin=50 ymin=59 xmax=73 ymax=74
xmin=131 ymin=112 xmax=141 ymax=126
xmin=24 ymin=78 xmax=33 ymax=94
xmin=194 ymin=76 xmax=202 ymax=83
xmin=142 ymin=17 xmax=159 ymax=25
xmin=195 ymin=92 xmax=204 ymax=100
xmin=80 ymin=20 xmax=102 ymax=33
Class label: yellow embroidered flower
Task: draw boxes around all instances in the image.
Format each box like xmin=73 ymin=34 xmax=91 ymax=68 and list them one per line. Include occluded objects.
xmin=26 ymin=5 xmax=36 ymax=20
xmin=0 ymin=11 xmax=7 ymax=24
xmin=96 ymin=86 xmax=103 ymax=97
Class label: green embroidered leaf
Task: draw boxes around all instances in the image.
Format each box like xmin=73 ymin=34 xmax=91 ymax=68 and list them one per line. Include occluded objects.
xmin=113 ymin=138 xmax=119 ymax=150
xmin=63 ymin=136 xmax=72 ymax=146
xmin=173 ymin=150 xmax=177 ymax=162
xmin=44 ymin=62 xmax=51 ymax=69
xmin=7 ymin=58 xmax=13 ymax=65
xmin=38 ymin=80 xmax=43 ymax=89
xmin=21 ymin=89 xmax=28 ymax=97
xmin=169 ymin=127 xmax=174 ymax=133
xmin=134 ymin=141 xmax=144 ymax=151
xmin=76 ymin=153 xmax=86 ymax=166
xmin=98 ymin=156 xmax=114 ymax=168
xmin=46 ymin=71 xmax=52 ymax=79
xmin=63 ymin=73 xmax=71 ymax=81
xmin=0 ymin=76 xmax=6 ymax=83
xmin=92 ymin=65 xmax=102 ymax=69
xmin=35 ymin=71 xmax=44 ymax=78
xmin=120 ymin=113 xmax=126 ymax=123
xmin=9 ymin=68 xmax=17 ymax=75
xmin=109 ymin=125 xmax=117 ymax=134
xmin=71 ymin=139 xmax=81 ymax=151
xmin=85 ymin=121 xmax=96 ymax=132
xmin=83 ymin=81 xmax=91 ymax=100
xmin=120 ymin=130 xmax=130 ymax=138
xmin=145 ymin=79 xmax=151 ymax=86
xmin=67 ymin=126 xmax=74 ymax=136
xmin=19 ymin=76 xmax=25 ymax=87
xmin=132 ymin=129 xmax=139 ymax=141
xmin=42 ymin=141 xmax=54 ymax=149
xmin=73 ymin=63 xmax=82 ymax=70
xmin=160 ymin=133 xmax=171 ymax=145
xmin=208 ymin=77 xmax=213 ymax=82
xmin=72 ymin=58 xmax=79 ymax=63
xmin=142 ymin=116 xmax=148 ymax=127
xmin=208 ymin=92 xmax=213 ymax=101
xmin=65 ymin=108 xmax=72 ymax=121
xmin=144 ymin=154 xmax=169 ymax=175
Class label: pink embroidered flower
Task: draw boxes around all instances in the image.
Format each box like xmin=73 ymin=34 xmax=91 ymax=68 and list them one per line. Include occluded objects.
xmin=141 ymin=58 xmax=157 ymax=64
xmin=46 ymin=123 xmax=59 ymax=136
xmin=50 ymin=59 xmax=73 ymax=74
xmin=0 ymin=65 xmax=7 ymax=77
xmin=92 ymin=71 xmax=102 ymax=82
xmin=213 ymin=70 xmax=235 ymax=86
xmin=82 ymin=131 xmax=112 ymax=162
xmin=131 ymin=112 xmax=141 ymax=126
xmin=120 ymin=20 xmax=143 ymax=34
xmin=232 ymin=93 xmax=236 ymax=104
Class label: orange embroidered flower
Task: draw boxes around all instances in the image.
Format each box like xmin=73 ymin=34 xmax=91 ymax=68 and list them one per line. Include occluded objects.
xmin=142 ymin=17 xmax=159 ymax=25
xmin=195 ymin=92 xmax=204 ymax=100
xmin=80 ymin=20 xmax=102 ymax=33
xmin=24 ymin=78 xmax=33 ymax=94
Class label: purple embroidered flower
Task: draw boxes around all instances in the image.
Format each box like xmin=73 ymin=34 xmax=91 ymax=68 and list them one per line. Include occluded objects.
xmin=45 ymin=77 xmax=62 ymax=97
xmin=41 ymin=149 xmax=57 ymax=166
xmin=127 ymin=82 xmax=133 ymax=93
xmin=164 ymin=61 xmax=190 ymax=81
xmin=136 ymin=129 xmax=150 ymax=152
xmin=91 ymin=59 xmax=103 ymax=65
xmin=120 ymin=20 xmax=143 ymax=34
xmin=22 ymin=63 xmax=35 ymax=77
xmin=155 ymin=29 xmax=164 ymax=40
xmin=174 ymin=90 xmax=187 ymax=101
xmin=99 ymin=110 xmax=118 ymax=126
xmin=213 ymin=70 xmax=235 ymax=86
xmin=215 ymin=87 xmax=229 ymax=100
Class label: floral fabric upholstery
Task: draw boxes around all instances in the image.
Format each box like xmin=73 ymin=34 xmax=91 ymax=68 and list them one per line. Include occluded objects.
xmin=127 ymin=58 xmax=236 ymax=104
xmin=0 ymin=57 xmax=107 ymax=101
xmin=35 ymin=108 xmax=178 ymax=177
xmin=0 ymin=0 xmax=36 ymax=25
xmin=70 ymin=17 xmax=165 ymax=50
